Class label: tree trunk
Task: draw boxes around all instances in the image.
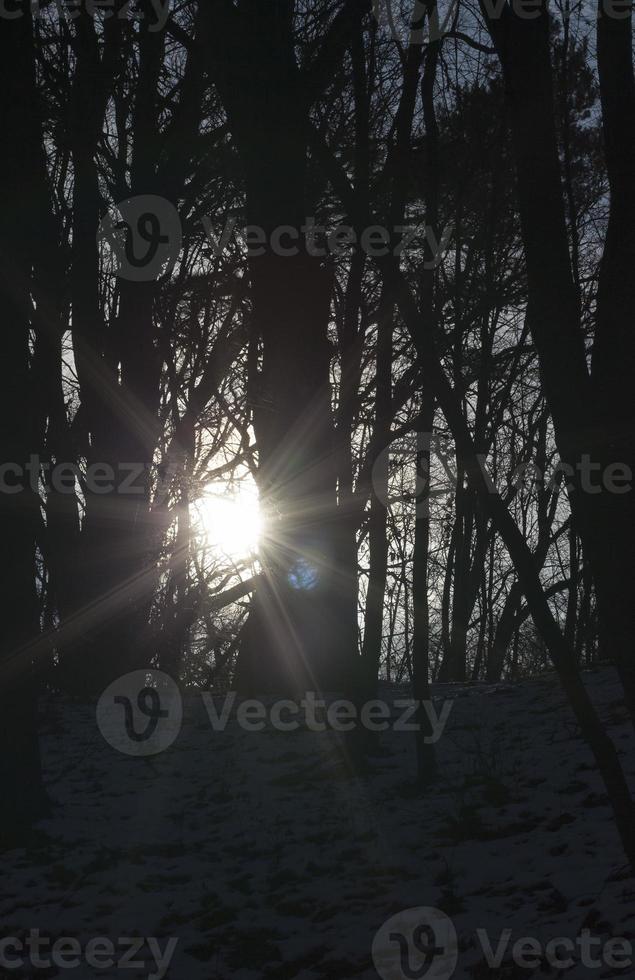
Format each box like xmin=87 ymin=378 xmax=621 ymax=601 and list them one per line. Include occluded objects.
xmin=413 ymin=401 xmax=438 ymax=784
xmin=590 ymin=0 xmax=635 ymax=719
xmin=0 ymin=6 xmax=48 ymax=839
xmin=361 ymin=294 xmax=394 ymax=697
xmin=206 ymin=2 xmax=359 ymax=694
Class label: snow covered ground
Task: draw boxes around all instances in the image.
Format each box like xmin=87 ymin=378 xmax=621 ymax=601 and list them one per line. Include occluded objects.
xmin=2 ymin=666 xmax=634 ymax=979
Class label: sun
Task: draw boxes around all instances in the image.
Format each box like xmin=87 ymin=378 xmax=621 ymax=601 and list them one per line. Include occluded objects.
xmin=195 ymin=486 xmax=262 ymax=560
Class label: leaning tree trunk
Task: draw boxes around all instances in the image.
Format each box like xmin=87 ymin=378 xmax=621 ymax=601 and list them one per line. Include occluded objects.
xmin=479 ymin=0 xmax=635 ymax=725
xmin=319 ymin=50 xmax=635 ymax=870
xmin=383 ymin=253 xmax=635 ymax=870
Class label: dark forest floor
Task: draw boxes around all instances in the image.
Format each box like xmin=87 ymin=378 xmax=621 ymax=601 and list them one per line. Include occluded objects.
xmin=2 ymin=667 xmax=634 ymax=979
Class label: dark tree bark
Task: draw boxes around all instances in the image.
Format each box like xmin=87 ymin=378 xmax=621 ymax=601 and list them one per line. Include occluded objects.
xmin=361 ymin=18 xmax=426 ymax=696
xmin=62 ymin=5 xmax=206 ymax=692
xmin=413 ymin=398 xmax=438 ymax=784
xmin=590 ymin=0 xmax=635 ymax=718
xmin=205 ymin=0 xmax=370 ymax=694
xmin=0 ymin=6 xmax=48 ymax=839
xmin=361 ymin=292 xmax=394 ymax=696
